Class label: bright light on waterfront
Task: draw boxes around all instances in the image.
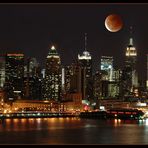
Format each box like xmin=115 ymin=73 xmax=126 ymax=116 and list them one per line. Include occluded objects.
xmin=145 ymin=118 xmax=148 ymax=125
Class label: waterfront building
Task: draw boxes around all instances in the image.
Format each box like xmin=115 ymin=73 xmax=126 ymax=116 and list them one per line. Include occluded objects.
xmin=61 ymin=92 xmax=82 ymax=111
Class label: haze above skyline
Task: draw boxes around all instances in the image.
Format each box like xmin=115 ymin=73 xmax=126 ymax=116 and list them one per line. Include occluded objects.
xmin=0 ymin=3 xmax=147 ymax=81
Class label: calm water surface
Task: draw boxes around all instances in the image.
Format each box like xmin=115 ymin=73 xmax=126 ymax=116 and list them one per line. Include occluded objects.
xmin=0 ymin=117 xmax=148 ymax=144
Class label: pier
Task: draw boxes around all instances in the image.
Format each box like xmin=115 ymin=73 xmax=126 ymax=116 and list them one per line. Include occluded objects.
xmin=0 ymin=111 xmax=77 ymax=119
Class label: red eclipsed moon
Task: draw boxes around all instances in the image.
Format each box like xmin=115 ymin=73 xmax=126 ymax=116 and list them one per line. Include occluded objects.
xmin=105 ymin=14 xmax=123 ymax=32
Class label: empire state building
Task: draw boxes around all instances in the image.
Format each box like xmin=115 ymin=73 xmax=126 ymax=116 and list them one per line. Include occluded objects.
xmin=122 ymin=37 xmax=138 ymax=97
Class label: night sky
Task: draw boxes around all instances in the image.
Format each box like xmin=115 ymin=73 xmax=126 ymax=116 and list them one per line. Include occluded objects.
xmin=0 ymin=3 xmax=147 ymax=82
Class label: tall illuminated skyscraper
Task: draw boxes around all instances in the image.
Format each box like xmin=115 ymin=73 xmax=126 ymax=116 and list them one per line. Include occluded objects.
xmin=5 ymin=53 xmax=24 ymax=101
xmin=43 ymin=46 xmax=61 ymax=101
xmin=100 ymin=56 xmax=122 ymax=99
xmin=78 ymin=33 xmax=93 ymax=100
xmin=122 ymin=37 xmax=138 ymax=97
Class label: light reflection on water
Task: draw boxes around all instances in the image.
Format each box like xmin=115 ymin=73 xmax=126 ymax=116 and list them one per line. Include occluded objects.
xmin=0 ymin=117 xmax=148 ymax=144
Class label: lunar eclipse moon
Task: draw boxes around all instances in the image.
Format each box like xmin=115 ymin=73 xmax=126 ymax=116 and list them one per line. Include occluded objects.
xmin=105 ymin=14 xmax=123 ymax=32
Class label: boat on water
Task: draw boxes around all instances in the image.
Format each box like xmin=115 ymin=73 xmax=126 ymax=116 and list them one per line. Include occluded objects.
xmin=106 ymin=108 xmax=144 ymax=120
xmin=79 ymin=108 xmax=145 ymax=120
xmin=79 ymin=111 xmax=107 ymax=119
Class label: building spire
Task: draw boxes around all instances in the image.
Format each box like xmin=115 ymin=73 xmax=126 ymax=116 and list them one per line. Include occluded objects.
xmin=84 ymin=33 xmax=87 ymax=51
xmin=129 ymin=38 xmax=133 ymax=46
xmin=129 ymin=26 xmax=133 ymax=46
xmin=51 ymin=45 xmax=55 ymax=50
xmin=47 ymin=45 xmax=59 ymax=58
xmin=130 ymin=26 xmax=133 ymax=35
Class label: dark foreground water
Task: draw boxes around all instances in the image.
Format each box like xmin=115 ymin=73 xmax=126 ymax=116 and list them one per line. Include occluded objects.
xmin=0 ymin=117 xmax=148 ymax=145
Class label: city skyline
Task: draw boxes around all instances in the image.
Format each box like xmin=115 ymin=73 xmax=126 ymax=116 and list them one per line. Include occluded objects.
xmin=1 ymin=4 xmax=148 ymax=145
xmin=0 ymin=4 xmax=147 ymax=81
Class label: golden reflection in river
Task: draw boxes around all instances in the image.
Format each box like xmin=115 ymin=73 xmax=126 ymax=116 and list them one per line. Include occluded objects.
xmin=114 ymin=119 xmax=121 ymax=127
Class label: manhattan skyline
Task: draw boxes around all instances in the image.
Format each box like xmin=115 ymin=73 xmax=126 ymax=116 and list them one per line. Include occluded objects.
xmin=0 ymin=3 xmax=147 ymax=82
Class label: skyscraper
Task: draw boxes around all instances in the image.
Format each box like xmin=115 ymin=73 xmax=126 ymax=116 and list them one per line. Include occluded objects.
xmin=62 ymin=66 xmax=72 ymax=93
xmin=43 ymin=46 xmax=61 ymax=101
xmin=93 ymin=71 xmax=102 ymax=100
xmin=5 ymin=53 xmax=24 ymax=101
xmin=122 ymin=37 xmax=138 ymax=97
xmin=69 ymin=62 xmax=82 ymax=93
xmin=100 ymin=56 xmax=113 ymax=81
xmin=78 ymin=33 xmax=93 ymax=100
xmin=24 ymin=57 xmax=42 ymax=100
xmin=108 ymin=69 xmax=122 ymax=98
xmin=61 ymin=64 xmax=81 ymax=94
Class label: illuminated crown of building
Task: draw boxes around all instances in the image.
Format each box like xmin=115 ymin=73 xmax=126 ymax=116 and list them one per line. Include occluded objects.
xmin=126 ymin=37 xmax=137 ymax=57
xmin=78 ymin=33 xmax=92 ymax=60
xmin=51 ymin=45 xmax=55 ymax=50
xmin=78 ymin=51 xmax=92 ymax=60
xmin=47 ymin=45 xmax=59 ymax=58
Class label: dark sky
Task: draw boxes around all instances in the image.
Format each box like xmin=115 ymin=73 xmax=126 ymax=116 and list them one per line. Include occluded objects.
xmin=0 ymin=3 xmax=147 ymax=82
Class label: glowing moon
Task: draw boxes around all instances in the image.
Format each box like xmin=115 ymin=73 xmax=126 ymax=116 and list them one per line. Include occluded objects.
xmin=105 ymin=14 xmax=123 ymax=32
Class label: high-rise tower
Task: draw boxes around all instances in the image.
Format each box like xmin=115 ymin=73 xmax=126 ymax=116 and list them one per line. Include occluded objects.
xmin=43 ymin=46 xmax=61 ymax=101
xmin=122 ymin=32 xmax=138 ymax=97
xmin=78 ymin=33 xmax=93 ymax=100
xmin=24 ymin=57 xmax=42 ymax=100
xmin=5 ymin=53 xmax=24 ymax=101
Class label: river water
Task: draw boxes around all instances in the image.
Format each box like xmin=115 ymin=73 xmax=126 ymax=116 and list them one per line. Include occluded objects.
xmin=0 ymin=117 xmax=148 ymax=145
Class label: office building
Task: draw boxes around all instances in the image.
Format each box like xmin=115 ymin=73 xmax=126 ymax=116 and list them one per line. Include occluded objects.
xmin=5 ymin=53 xmax=24 ymax=101
xmin=43 ymin=46 xmax=61 ymax=101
